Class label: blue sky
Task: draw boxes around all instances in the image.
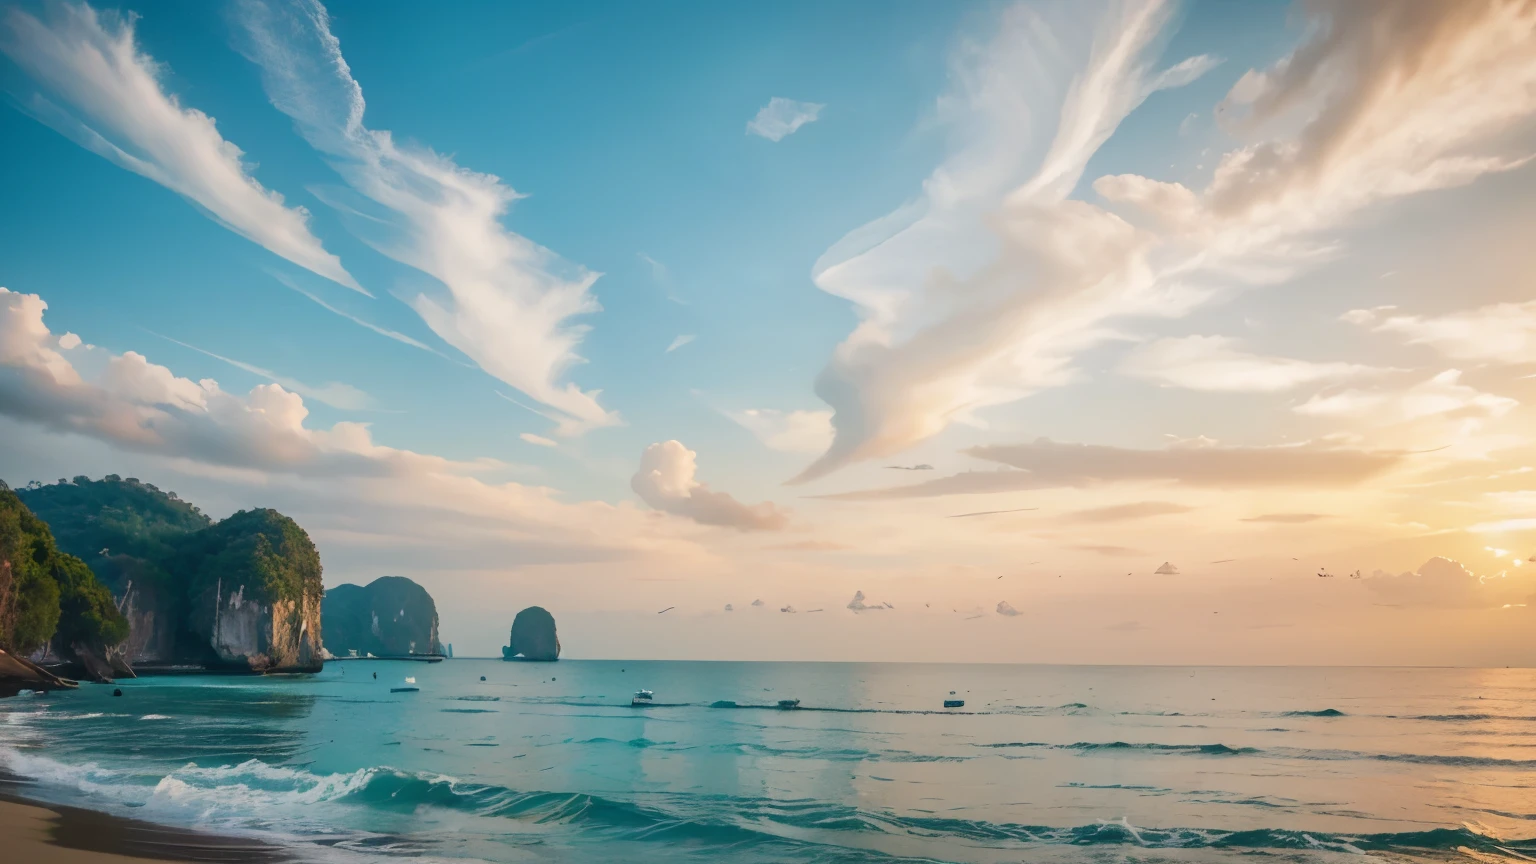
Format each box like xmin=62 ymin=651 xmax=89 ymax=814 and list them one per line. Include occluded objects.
xmin=3 ymin=0 xmax=1535 ymax=663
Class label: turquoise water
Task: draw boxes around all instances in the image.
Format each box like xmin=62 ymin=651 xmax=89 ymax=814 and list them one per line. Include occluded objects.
xmin=2 ymin=661 xmax=1534 ymax=863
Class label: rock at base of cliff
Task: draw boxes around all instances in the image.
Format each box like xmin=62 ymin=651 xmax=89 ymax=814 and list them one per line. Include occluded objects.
xmin=0 ymin=649 xmax=78 ymax=697
xmin=504 ymin=606 xmax=560 ymax=661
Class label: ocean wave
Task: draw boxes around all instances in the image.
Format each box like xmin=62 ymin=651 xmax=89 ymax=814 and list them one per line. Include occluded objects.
xmin=971 ymin=740 xmax=1536 ymax=768
xmin=5 ymin=748 xmax=1534 ymax=860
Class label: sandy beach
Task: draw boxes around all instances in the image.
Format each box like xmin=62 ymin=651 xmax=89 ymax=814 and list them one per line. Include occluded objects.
xmin=0 ymin=791 xmax=288 ymax=863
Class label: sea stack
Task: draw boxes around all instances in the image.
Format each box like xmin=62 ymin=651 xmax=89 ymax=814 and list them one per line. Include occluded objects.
xmin=322 ymin=576 xmax=443 ymax=657
xmin=502 ymin=606 xmax=560 ymax=661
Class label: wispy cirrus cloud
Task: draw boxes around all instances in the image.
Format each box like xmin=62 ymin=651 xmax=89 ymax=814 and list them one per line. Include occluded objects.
xmin=149 ymin=331 xmax=373 ymax=411
xmin=825 ymin=437 xmax=1406 ymax=500
xmin=1344 ymin=301 xmax=1536 ymax=366
xmin=726 ymin=408 xmax=834 ymax=454
xmin=666 ymin=335 xmax=695 ymax=354
xmin=239 ymin=0 xmax=616 ymax=436
xmin=797 ymin=0 xmax=1536 ymax=482
xmin=746 ymin=97 xmax=823 ymax=142
xmin=1123 ymin=335 xmax=1380 ymax=392
xmin=0 ymin=2 xmax=361 ymax=293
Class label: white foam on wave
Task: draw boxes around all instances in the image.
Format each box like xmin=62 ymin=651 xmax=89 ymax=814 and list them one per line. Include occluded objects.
xmin=138 ymin=714 xmax=172 ymax=721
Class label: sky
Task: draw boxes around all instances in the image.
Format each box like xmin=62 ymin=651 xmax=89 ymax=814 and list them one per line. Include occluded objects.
xmin=2 ymin=0 xmax=1535 ymax=665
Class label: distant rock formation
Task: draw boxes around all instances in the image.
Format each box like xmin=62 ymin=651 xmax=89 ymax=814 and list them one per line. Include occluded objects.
xmin=0 ymin=648 xmax=77 ymax=697
xmin=323 ymin=576 xmax=442 ymax=657
xmin=502 ymin=606 xmax=559 ymax=661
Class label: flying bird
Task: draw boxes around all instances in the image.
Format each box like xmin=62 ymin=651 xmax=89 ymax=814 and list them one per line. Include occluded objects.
xmin=658 ymin=606 xmax=675 ymax=614
xmin=1348 ymin=570 xmax=1362 ymax=579
xmin=949 ymin=507 xmax=1038 ymax=518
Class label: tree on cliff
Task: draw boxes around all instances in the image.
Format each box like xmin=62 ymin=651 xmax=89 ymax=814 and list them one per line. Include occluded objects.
xmin=19 ymin=475 xmax=211 ymax=596
xmin=172 ymin=508 xmax=322 ymax=607
xmin=0 ymin=482 xmax=127 ymax=659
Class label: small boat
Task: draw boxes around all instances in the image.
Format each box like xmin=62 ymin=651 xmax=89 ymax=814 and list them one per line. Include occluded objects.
xmin=943 ymin=699 xmax=965 ymax=708
xmin=392 ymin=676 xmax=419 ymax=693
xmin=777 ymin=699 xmax=801 ymax=709
xmin=631 ymin=689 xmax=654 ymax=707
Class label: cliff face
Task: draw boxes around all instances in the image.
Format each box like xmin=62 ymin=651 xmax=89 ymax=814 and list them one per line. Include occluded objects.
xmin=322 ymin=576 xmax=442 ymax=657
xmin=176 ymin=509 xmax=326 ymax=673
xmin=503 ymin=606 xmax=559 ymax=661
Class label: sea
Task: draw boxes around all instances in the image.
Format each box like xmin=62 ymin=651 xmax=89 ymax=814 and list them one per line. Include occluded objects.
xmin=1 ymin=661 xmax=1533 ymax=864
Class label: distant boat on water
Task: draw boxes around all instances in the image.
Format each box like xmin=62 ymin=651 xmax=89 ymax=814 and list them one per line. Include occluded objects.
xmin=777 ymin=699 xmax=801 ymax=709
xmin=631 ymin=689 xmax=654 ymax=707
xmin=391 ymin=676 xmax=419 ymax=693
xmin=943 ymin=699 xmax=965 ymax=708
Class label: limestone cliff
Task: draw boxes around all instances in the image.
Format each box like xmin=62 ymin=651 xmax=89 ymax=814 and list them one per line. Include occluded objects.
xmin=323 ymin=576 xmax=442 ymax=657
xmin=176 ymin=509 xmax=325 ymax=673
xmin=503 ymin=606 xmax=559 ymax=661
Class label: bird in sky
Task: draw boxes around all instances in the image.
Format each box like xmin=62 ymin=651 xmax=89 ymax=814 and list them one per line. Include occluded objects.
xmin=658 ymin=606 xmax=675 ymax=614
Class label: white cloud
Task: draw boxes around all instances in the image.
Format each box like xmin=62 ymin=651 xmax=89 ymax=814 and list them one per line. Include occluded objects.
xmin=520 ymin=433 xmax=557 ymax=448
xmin=1124 ymin=335 xmax=1379 ymax=392
xmin=996 ymin=600 xmax=1021 ymax=616
xmin=270 ymin=271 xmax=442 ymax=356
xmin=665 ymin=335 xmax=695 ymax=354
xmin=828 ymin=437 xmax=1405 ymax=499
xmin=727 ymin=408 xmax=834 ymax=454
xmin=1344 ymin=301 xmax=1536 ymax=365
xmin=0 ymin=288 xmax=697 ymax=571
xmin=240 ymin=0 xmax=615 ymax=436
xmin=797 ymin=0 xmax=1536 ymax=481
xmin=0 ymin=3 xmax=360 ymax=292
xmin=631 ymin=440 xmax=788 ymax=531
xmin=746 ymin=97 xmax=824 ymax=142
xmin=1294 ymin=370 xmax=1516 ymax=423
xmin=1366 ymin=557 xmax=1531 ymax=609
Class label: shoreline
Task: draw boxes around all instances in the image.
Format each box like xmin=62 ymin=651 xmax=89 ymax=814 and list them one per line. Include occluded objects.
xmin=0 ymin=772 xmax=290 ymax=863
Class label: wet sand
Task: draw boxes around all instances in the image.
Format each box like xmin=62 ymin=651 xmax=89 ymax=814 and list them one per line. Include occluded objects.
xmin=0 ymin=777 xmax=288 ymax=863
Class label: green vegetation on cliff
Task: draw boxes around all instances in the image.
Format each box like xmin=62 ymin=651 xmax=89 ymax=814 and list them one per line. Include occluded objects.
xmin=19 ymin=475 xmax=211 ymax=595
xmin=173 ymin=508 xmax=322 ymax=606
xmin=0 ymin=483 xmax=126 ymax=657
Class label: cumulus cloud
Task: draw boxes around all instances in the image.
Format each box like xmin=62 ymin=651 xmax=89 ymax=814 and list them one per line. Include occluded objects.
xmin=828 ymin=437 xmax=1404 ymax=499
xmin=727 ymin=408 xmax=834 ymax=454
xmin=796 ymin=0 xmax=1536 ymax=481
xmin=1343 ymin=301 xmax=1536 ymax=365
xmin=1124 ymin=336 xmax=1380 ymax=392
xmin=0 ymin=2 xmax=359 ymax=293
xmin=239 ymin=0 xmax=615 ymax=435
xmin=1366 ymin=557 xmax=1531 ymax=609
xmin=1294 ymin=370 xmax=1517 ymax=423
xmin=746 ymin=97 xmax=823 ymax=141
xmin=631 ymin=440 xmax=788 ymax=530
xmin=996 ymin=600 xmax=1021 ymax=616
xmin=0 ymin=288 xmax=695 ymax=570
xmin=1153 ymin=561 xmax=1179 ymax=575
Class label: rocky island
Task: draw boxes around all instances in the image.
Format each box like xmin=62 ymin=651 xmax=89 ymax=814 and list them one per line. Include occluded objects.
xmin=502 ymin=605 xmax=560 ymax=661
xmin=323 ymin=575 xmax=443 ymax=657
